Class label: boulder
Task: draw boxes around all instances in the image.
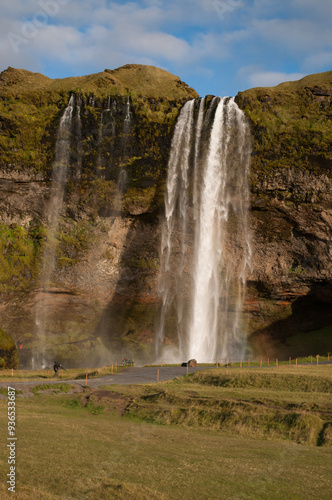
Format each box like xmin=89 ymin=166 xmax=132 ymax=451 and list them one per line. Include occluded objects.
xmin=181 ymin=359 xmax=197 ymax=367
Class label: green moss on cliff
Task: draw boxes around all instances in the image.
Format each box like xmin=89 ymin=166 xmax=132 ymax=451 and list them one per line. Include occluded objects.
xmin=0 ymin=328 xmax=19 ymax=369
xmin=0 ymin=64 xmax=197 ymax=176
xmin=57 ymin=220 xmax=97 ymax=268
xmin=0 ymin=223 xmax=43 ymax=291
xmin=237 ymin=71 xmax=332 ymax=179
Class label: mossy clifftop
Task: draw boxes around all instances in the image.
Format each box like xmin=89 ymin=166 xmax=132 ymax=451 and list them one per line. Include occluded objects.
xmin=0 ymin=64 xmax=197 ymax=174
xmin=236 ymin=70 xmax=332 ymax=184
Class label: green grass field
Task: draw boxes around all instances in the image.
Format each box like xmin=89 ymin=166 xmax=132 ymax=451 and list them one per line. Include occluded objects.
xmin=0 ymin=364 xmax=331 ymax=499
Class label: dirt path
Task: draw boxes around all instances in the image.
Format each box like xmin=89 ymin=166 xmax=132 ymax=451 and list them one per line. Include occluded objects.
xmin=0 ymin=366 xmax=208 ymax=396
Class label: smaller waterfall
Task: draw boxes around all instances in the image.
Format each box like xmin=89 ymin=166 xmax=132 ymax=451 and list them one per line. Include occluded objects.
xmin=112 ymin=169 xmax=128 ymax=215
xmin=122 ymin=96 xmax=132 ymax=156
xmin=33 ymin=95 xmax=77 ymax=368
xmin=75 ymin=99 xmax=82 ymax=179
xmin=96 ymin=96 xmax=116 ymax=177
xmin=124 ymin=95 xmax=132 ymax=127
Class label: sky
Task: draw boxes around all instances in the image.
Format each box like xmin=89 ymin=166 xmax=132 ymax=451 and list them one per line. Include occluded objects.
xmin=1 ymin=0 xmax=332 ymax=97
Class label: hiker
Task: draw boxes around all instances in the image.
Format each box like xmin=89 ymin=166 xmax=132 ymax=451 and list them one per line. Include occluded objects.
xmin=53 ymin=361 xmax=63 ymax=376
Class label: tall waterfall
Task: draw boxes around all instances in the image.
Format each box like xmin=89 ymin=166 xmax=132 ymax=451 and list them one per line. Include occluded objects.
xmin=157 ymin=97 xmax=251 ymax=363
xmin=33 ymin=95 xmax=77 ymax=367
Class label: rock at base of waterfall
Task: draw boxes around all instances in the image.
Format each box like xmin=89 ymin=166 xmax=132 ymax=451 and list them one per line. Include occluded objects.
xmin=181 ymin=359 xmax=197 ymax=367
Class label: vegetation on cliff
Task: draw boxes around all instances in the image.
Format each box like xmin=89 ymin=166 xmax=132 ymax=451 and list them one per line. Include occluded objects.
xmin=236 ymin=70 xmax=332 ymax=359
xmin=0 ymin=327 xmax=19 ymax=369
xmin=0 ymin=64 xmax=197 ymax=173
xmin=237 ymin=70 xmax=332 ymax=197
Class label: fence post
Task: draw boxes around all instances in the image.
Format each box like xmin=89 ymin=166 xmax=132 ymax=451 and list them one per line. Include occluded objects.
xmin=216 ymin=358 xmax=218 ymax=368
xmin=157 ymin=369 xmax=159 ymax=382
xmin=276 ymin=359 xmax=278 ymax=367
xmin=240 ymin=359 xmax=242 ymax=368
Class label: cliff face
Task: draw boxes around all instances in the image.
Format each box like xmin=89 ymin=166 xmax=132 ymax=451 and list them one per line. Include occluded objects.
xmin=0 ymin=65 xmax=331 ymax=366
xmin=0 ymin=65 xmax=198 ymax=366
xmin=236 ymin=71 xmax=332 ymax=358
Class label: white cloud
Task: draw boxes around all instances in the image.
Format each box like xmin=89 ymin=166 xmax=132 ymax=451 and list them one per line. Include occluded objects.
xmin=252 ymin=18 xmax=332 ymax=53
xmin=248 ymin=71 xmax=306 ymax=88
xmin=304 ymin=51 xmax=332 ymax=71
xmin=0 ymin=0 xmax=331 ymax=95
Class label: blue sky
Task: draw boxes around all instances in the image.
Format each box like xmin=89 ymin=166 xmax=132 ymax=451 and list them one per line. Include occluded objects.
xmin=1 ymin=0 xmax=332 ymax=97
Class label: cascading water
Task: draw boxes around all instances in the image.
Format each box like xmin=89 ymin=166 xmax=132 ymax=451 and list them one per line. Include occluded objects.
xmin=122 ymin=95 xmax=132 ymax=156
xmin=157 ymin=96 xmax=251 ymax=363
xmin=74 ymin=98 xmax=82 ymax=179
xmin=112 ymin=169 xmax=128 ymax=215
xmin=96 ymin=96 xmax=115 ymax=177
xmin=33 ymin=95 xmax=77 ymax=367
xmin=157 ymin=100 xmax=195 ymax=360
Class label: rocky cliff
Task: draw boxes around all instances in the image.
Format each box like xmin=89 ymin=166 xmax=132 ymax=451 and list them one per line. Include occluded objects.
xmin=236 ymin=71 xmax=332 ymax=358
xmin=0 ymin=65 xmax=331 ymax=367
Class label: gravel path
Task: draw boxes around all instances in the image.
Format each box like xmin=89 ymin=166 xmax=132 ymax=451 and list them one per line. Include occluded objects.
xmin=0 ymin=366 xmax=209 ymax=393
xmin=1 ymin=362 xmax=331 ymax=395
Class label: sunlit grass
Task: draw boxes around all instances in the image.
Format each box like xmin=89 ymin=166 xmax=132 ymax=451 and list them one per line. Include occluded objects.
xmin=0 ymin=392 xmax=331 ymax=499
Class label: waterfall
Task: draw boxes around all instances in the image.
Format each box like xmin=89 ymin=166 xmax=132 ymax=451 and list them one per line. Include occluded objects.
xmin=33 ymin=95 xmax=77 ymax=368
xmin=96 ymin=96 xmax=116 ymax=177
xmin=122 ymin=95 xmax=132 ymax=156
xmin=157 ymin=99 xmax=195 ymax=359
xmin=112 ymin=169 xmax=128 ymax=215
xmin=193 ymin=97 xmax=205 ymax=213
xmin=158 ymin=96 xmax=251 ymax=363
xmin=75 ymin=99 xmax=82 ymax=179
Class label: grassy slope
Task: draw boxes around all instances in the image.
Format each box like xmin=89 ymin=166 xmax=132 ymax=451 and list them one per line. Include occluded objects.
xmin=1 ymin=64 xmax=198 ymax=100
xmin=0 ymin=365 xmax=331 ymax=499
xmin=237 ymin=69 xmax=332 ymax=178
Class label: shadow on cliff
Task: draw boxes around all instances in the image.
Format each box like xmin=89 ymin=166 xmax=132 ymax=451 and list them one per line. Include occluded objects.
xmin=249 ymin=281 xmax=332 ymax=359
xmin=94 ymin=180 xmax=165 ymax=362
